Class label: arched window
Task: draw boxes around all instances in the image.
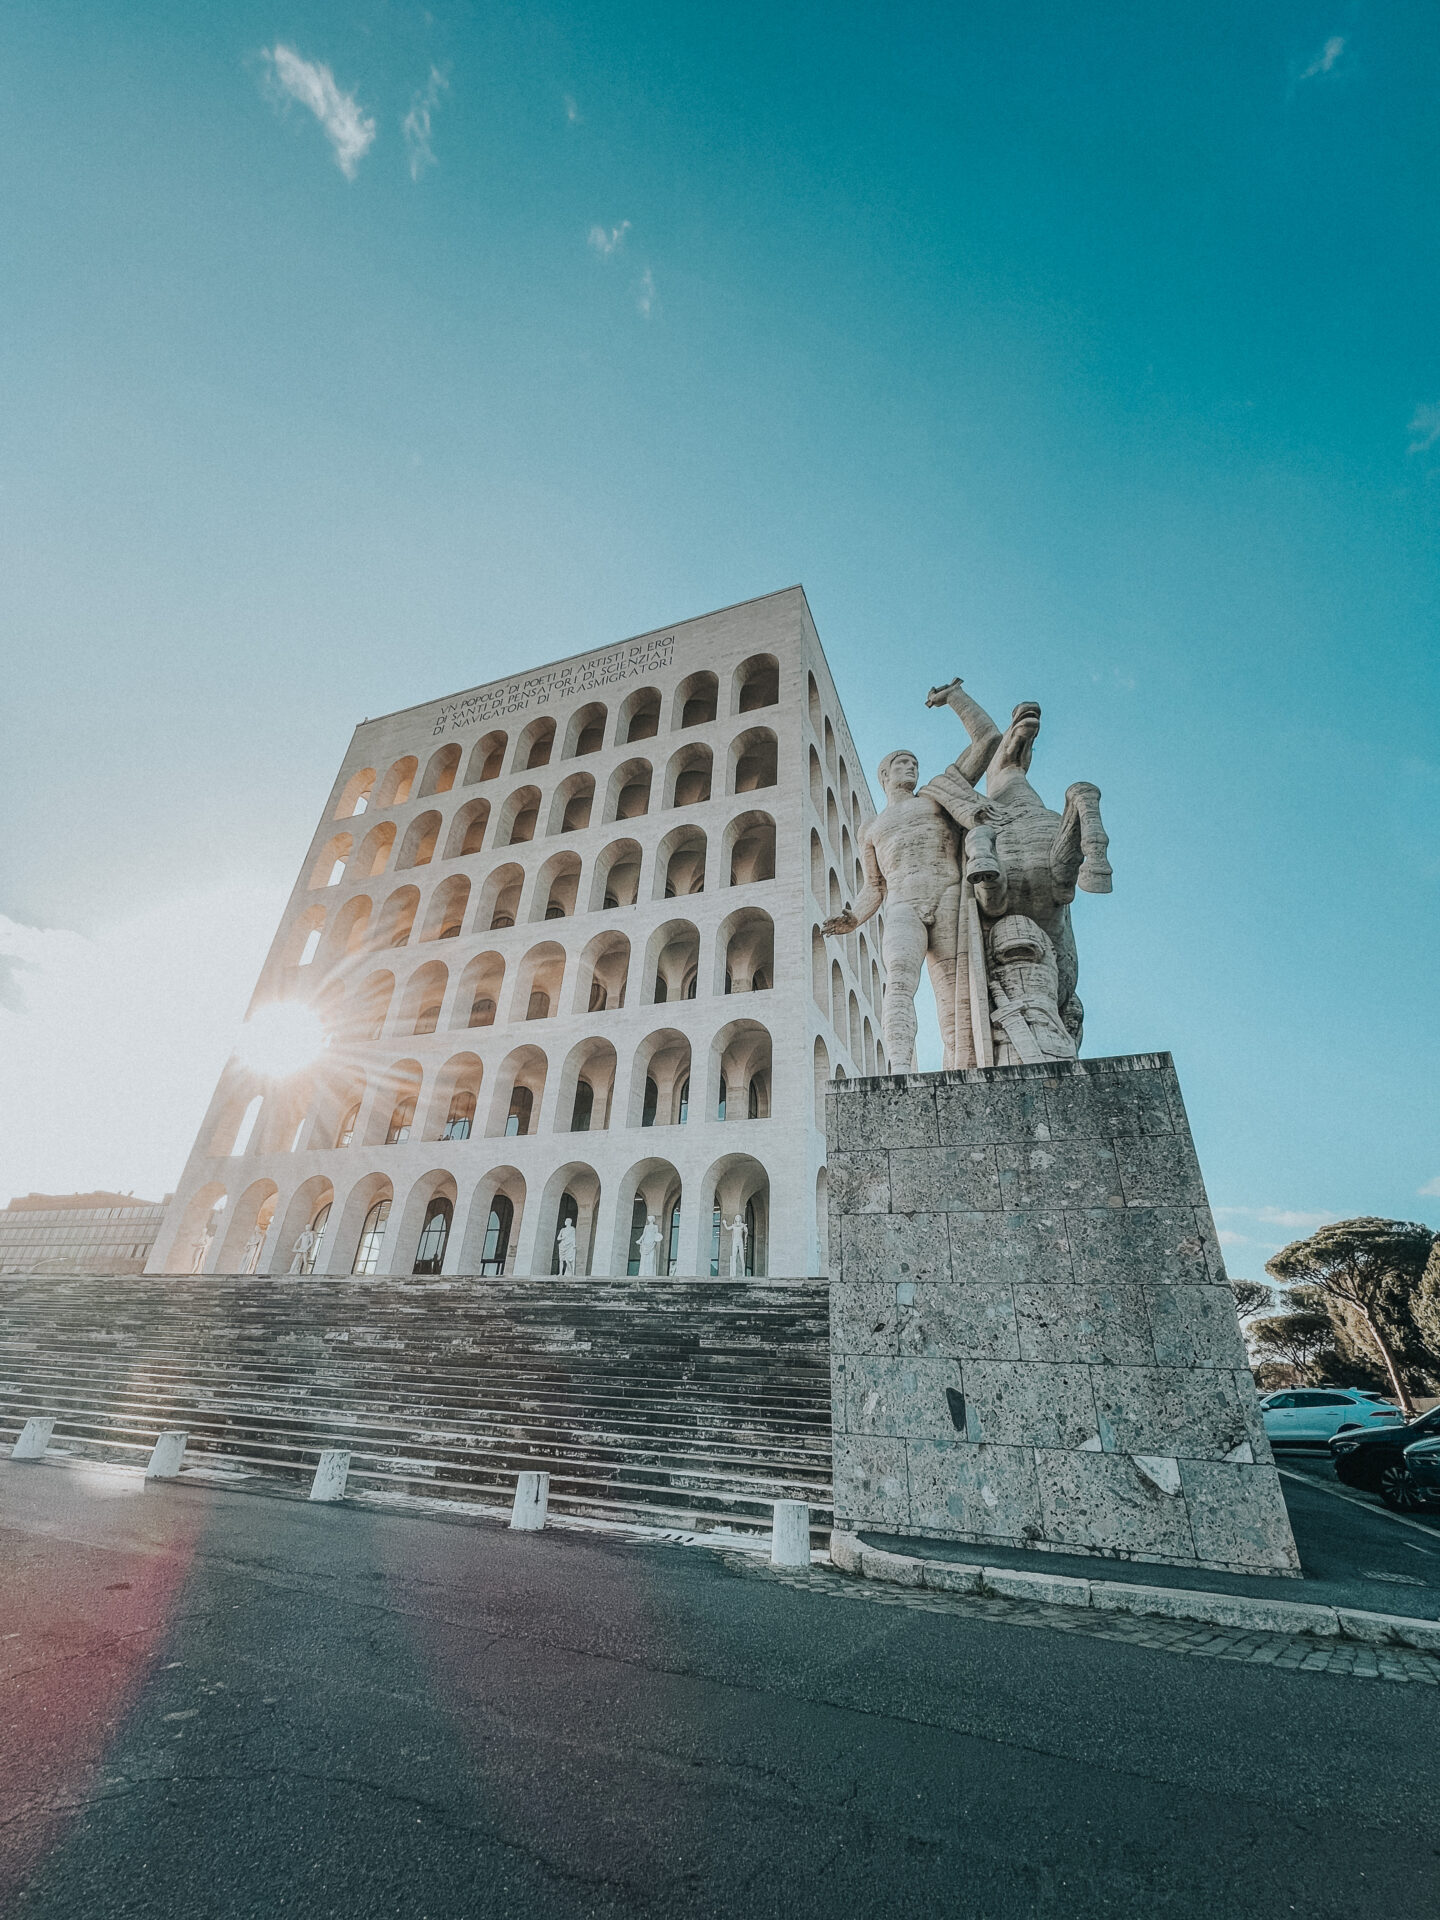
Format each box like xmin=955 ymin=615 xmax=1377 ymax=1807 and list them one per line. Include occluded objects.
xmin=641 ymin=1076 xmax=659 ymax=1127
xmin=709 ymin=1203 xmax=722 ymax=1277
xmin=526 ymin=990 xmax=551 ymax=1020
xmin=480 ymin=1195 xmax=513 ymax=1274
xmin=717 ymin=1074 xmax=728 ymax=1121
xmin=748 ymin=1073 xmax=768 ymax=1119
xmin=413 ymin=999 xmax=442 ymax=1035
xmin=352 ymin=1199 xmax=391 ymax=1275
xmin=677 ymin=1077 xmax=689 ymax=1124
xmin=413 ymin=1198 xmax=452 ymax=1274
xmin=336 ymin=1104 xmax=360 ymax=1148
xmin=571 ymin=1080 xmax=595 ymax=1131
xmin=442 ymin=1091 xmax=475 ymax=1140
xmin=232 ymin=1095 xmax=263 ymax=1156
xmin=386 ymin=1099 xmax=415 ymax=1145
xmin=666 ymin=1203 xmax=682 ymax=1276
xmin=744 ymin=1198 xmax=757 ymax=1276
xmin=469 ymin=995 xmax=496 ymax=1028
xmin=309 ymin=1202 xmax=332 ymax=1271
xmin=550 ymin=1191 xmax=579 ymax=1273
xmin=505 ymin=1086 xmax=533 ymax=1136
xmin=299 ymin=928 xmax=322 ymax=966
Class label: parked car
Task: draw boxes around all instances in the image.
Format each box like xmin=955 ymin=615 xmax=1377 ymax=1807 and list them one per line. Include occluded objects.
xmin=1259 ymin=1387 xmax=1403 ymax=1447
xmin=1330 ymin=1404 xmax=1440 ymax=1509
xmin=1401 ymin=1435 xmax=1440 ymax=1508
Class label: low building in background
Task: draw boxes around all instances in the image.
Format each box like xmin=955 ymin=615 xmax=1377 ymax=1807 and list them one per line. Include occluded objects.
xmin=0 ymin=1193 xmax=171 ymax=1275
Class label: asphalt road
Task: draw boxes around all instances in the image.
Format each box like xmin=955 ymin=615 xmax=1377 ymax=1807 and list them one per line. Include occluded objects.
xmin=4 ymin=1460 xmax=1439 ymax=1920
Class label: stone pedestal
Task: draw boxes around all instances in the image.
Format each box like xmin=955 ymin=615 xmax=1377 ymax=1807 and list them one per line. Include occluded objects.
xmin=826 ymin=1054 xmax=1299 ymax=1576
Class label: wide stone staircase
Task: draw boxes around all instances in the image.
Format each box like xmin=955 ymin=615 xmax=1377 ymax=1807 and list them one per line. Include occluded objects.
xmin=0 ymin=1274 xmax=833 ymax=1541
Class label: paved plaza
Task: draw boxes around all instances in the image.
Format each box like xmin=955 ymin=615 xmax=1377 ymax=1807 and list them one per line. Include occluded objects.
xmin=4 ymin=1458 xmax=1438 ymax=1919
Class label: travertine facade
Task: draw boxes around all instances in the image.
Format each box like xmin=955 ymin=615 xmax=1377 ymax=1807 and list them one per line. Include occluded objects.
xmin=827 ymin=1055 xmax=1300 ymax=1575
xmin=149 ymin=588 xmax=882 ymax=1281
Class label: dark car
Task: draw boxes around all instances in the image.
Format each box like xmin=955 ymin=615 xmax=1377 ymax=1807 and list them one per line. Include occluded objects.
xmin=1403 ymin=1435 xmax=1440 ymax=1507
xmin=1329 ymin=1404 xmax=1440 ymax=1510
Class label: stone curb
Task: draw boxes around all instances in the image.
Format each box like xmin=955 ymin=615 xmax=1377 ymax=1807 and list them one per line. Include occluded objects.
xmin=828 ymin=1531 xmax=1440 ymax=1652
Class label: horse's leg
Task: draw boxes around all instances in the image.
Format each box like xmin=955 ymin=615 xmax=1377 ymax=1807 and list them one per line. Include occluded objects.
xmin=1055 ymin=782 xmax=1112 ymax=895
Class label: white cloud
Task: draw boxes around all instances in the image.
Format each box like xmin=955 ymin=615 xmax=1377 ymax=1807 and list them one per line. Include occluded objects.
xmin=1419 ymin=1176 xmax=1440 ymax=1198
xmin=403 ymin=65 xmax=449 ymax=181
xmin=260 ymin=44 xmax=376 ymax=179
xmin=0 ymin=891 xmax=282 ymax=1205
xmin=564 ymin=94 xmax=582 ymax=124
xmin=1299 ymin=35 xmax=1346 ymax=81
xmin=588 ymin=221 xmax=631 ymax=256
xmin=1407 ymin=404 xmax=1440 ymax=454
xmin=637 ymin=267 xmax=656 ymax=318
xmin=1216 ymin=1229 xmax=1248 ymax=1248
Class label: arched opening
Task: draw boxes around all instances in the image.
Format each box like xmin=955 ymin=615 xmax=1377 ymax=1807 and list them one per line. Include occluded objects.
xmin=375 ymin=757 xmax=418 ymax=808
xmin=816 ymin=1167 xmax=829 ymax=1274
xmin=529 ymin=851 xmax=582 ymax=923
xmin=477 ymin=863 xmax=525 ymax=932
xmin=701 ymin=1154 xmax=770 ymax=1276
xmin=375 ymin=1061 xmax=423 ymax=1148
xmin=807 ymin=672 xmax=822 ymax=735
xmin=419 ymin=874 xmax=470 ymax=942
xmin=461 ymin=1167 xmax=526 ymax=1274
xmin=556 ymin=1036 xmax=617 ymax=1134
xmin=443 ymin=798 xmax=490 ymax=860
xmin=513 ymin=941 xmax=565 ymax=1023
xmin=272 ymin=1177 xmax=335 ymax=1277
xmin=654 ymin=825 xmax=706 ymax=900
xmin=398 ymin=961 xmax=449 ymax=1037
xmin=824 ymin=716 xmax=838 ymax=781
xmin=352 ymin=1194 xmax=393 ymax=1274
xmin=813 ymin=1035 xmax=831 ymax=1109
xmin=497 ymin=785 xmax=542 ymax=847
xmin=826 ymin=790 xmax=840 ymax=853
xmin=849 ymin=991 xmax=863 ymax=1063
xmin=392 ymin=1168 xmax=458 ymax=1275
xmin=731 ymin=727 xmax=778 ymax=795
xmin=336 ymin=768 xmax=376 ymax=820
xmin=418 ymin=743 xmax=461 ymax=798
xmin=808 ymin=745 xmax=824 ymax=813
xmin=717 ymin=907 xmax=774 ymax=995
xmin=672 ymin=670 xmax=718 ymax=730
xmin=325 ymin=894 xmax=372 ymax=964
xmin=664 ymin=742 xmax=713 ymax=809
xmin=355 ymin=822 xmax=396 ymax=877
xmin=308 ymin=833 xmax=353 ymax=890
xmin=562 ymin=702 xmax=607 ymax=758
xmin=590 ymin=839 xmax=642 ymax=911
xmin=464 ymin=731 xmax=507 ymax=784
xmin=350 ymin=970 xmax=394 ymax=1041
xmin=644 ymin=919 xmax=701 ymax=1004
xmin=412 ymin=1195 xmax=453 ymax=1274
xmin=809 ymin=829 xmax=825 ymax=900
xmin=573 ymin=930 xmax=630 ymax=1014
xmin=548 ymin=772 xmax=595 ymax=836
xmin=374 ymin=887 xmax=420 ymax=950
xmin=284 ymin=906 xmax=325 ymax=970
xmin=613 ymin=1158 xmax=683 ymax=1275
xmin=455 ymin=951 xmax=505 ymax=1030
xmin=618 ymin=686 xmax=662 ymax=743
xmin=628 ymin=1028 xmax=692 ymax=1129
xmin=215 ymin=1178 xmax=278 ymax=1271
xmin=538 ymin=1163 xmax=602 ymax=1275
xmin=710 ymin=1019 xmax=773 ymax=1127
xmin=733 ymin=654 xmax=779 ymax=714
xmin=514 ymin=716 xmax=556 ymax=772
xmin=725 ymin=811 xmax=776 ymax=887
xmin=604 ymin=758 xmax=652 ymax=823
xmin=811 ymin=926 xmax=828 ymax=1008
xmin=487 ymin=1045 xmax=548 ymax=1138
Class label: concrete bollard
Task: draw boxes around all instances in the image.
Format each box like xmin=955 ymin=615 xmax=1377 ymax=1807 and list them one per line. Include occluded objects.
xmin=309 ymin=1449 xmax=351 ymax=1503
xmin=146 ymin=1431 xmax=188 ymax=1479
xmin=771 ymin=1500 xmax=812 ymax=1567
xmin=11 ymin=1417 xmax=55 ymax=1462
xmin=510 ymin=1471 xmax=550 ymax=1531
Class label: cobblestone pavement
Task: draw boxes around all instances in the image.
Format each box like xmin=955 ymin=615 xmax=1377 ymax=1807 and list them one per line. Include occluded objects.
xmin=735 ymin=1553 xmax=1440 ymax=1684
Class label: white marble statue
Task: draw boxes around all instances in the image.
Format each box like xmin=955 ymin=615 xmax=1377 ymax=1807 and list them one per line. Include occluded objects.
xmin=190 ymin=1225 xmax=215 ymax=1275
xmin=556 ymin=1220 xmax=578 ymax=1276
xmin=636 ymin=1213 xmax=663 ymax=1277
xmin=824 ymin=678 xmax=1110 ymax=1071
xmin=723 ymin=1213 xmax=748 ymax=1277
xmin=240 ymin=1228 xmax=266 ymax=1275
xmin=288 ymin=1226 xmax=318 ymax=1276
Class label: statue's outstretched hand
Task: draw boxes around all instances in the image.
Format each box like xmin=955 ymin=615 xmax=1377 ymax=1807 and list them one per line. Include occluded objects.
xmin=822 ymin=909 xmax=857 ymax=937
xmin=925 ymin=677 xmax=964 ymax=708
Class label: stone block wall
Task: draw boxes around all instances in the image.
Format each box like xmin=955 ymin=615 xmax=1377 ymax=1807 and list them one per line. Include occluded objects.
xmin=827 ymin=1054 xmax=1300 ymax=1576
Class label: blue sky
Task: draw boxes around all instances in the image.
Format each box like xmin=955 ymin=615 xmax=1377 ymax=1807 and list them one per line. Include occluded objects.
xmin=1 ymin=1 xmax=1437 ymax=1272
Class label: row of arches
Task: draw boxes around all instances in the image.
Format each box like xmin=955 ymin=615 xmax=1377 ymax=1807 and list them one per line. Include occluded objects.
xmin=213 ymin=1018 xmax=776 ymax=1160
xmin=806 ymin=668 xmax=868 ymax=844
xmin=309 ymin=806 xmax=771 ymax=917
xmin=334 ymin=659 xmax=782 ymax=820
xmin=286 ymin=829 xmax=776 ymax=971
xmin=172 ymin=1149 xmax=777 ymax=1282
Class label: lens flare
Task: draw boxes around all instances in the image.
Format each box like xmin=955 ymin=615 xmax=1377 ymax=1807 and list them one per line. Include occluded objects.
xmin=233 ymin=1003 xmax=327 ymax=1079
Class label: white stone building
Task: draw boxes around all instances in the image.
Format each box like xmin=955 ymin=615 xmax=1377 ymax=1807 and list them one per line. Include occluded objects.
xmin=148 ymin=588 xmax=885 ymax=1282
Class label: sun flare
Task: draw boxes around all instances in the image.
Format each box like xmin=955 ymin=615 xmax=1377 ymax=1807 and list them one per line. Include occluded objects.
xmin=233 ymin=1003 xmax=328 ymax=1080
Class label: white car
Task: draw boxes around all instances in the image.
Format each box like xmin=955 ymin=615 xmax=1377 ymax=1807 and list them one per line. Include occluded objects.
xmin=1260 ymin=1387 xmax=1404 ymax=1446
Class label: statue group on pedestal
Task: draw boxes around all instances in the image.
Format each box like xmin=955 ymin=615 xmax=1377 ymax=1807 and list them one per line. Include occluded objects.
xmin=824 ymin=678 xmax=1112 ymax=1072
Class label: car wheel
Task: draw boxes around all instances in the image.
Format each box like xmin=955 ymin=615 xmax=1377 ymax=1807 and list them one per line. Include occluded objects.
xmin=1379 ymin=1461 xmax=1423 ymax=1512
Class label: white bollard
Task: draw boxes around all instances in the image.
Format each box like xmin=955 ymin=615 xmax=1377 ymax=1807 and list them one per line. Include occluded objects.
xmin=771 ymin=1500 xmax=812 ymax=1567
xmin=309 ymin=1449 xmax=351 ymax=1503
xmin=510 ymin=1470 xmax=550 ymax=1531
xmin=146 ymin=1431 xmax=188 ymax=1479
xmin=11 ymin=1417 xmax=55 ymax=1462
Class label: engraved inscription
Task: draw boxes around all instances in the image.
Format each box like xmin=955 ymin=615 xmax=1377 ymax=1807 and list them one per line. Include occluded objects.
xmin=432 ymin=635 xmax=677 ymax=735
